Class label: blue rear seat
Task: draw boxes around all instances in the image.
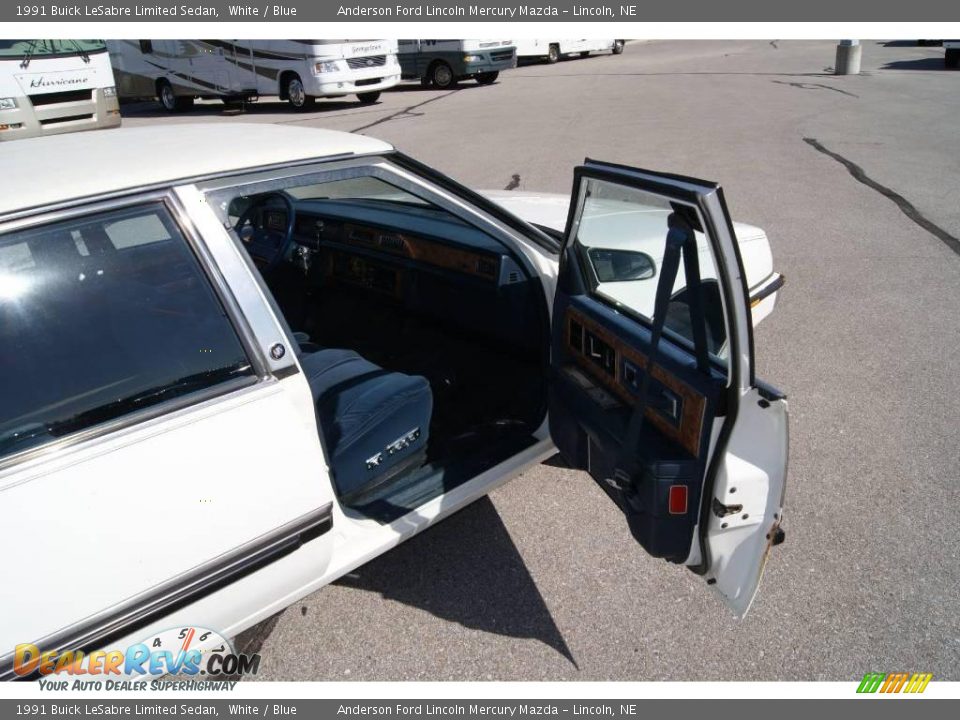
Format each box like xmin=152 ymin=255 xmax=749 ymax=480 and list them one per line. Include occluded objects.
xmin=300 ymin=349 xmax=432 ymax=499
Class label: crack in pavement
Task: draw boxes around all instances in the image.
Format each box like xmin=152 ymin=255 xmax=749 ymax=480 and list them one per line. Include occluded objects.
xmin=773 ymin=80 xmax=859 ymax=98
xmin=270 ymin=106 xmax=401 ymax=126
xmin=804 ymin=137 xmax=960 ymax=257
xmin=349 ymin=90 xmax=458 ymax=133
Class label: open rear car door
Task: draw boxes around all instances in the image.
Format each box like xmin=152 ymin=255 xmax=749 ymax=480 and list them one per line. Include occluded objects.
xmin=549 ymin=160 xmax=788 ymax=615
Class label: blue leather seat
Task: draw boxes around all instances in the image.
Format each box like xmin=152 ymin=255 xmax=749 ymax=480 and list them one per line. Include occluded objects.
xmin=300 ymin=349 xmax=432 ymax=499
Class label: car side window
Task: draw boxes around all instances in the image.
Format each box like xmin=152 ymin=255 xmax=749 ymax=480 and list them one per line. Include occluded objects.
xmin=0 ymin=202 xmax=255 ymax=460
xmin=572 ymin=178 xmax=729 ymax=363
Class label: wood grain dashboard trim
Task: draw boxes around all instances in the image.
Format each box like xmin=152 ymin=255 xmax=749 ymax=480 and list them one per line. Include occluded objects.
xmin=565 ymin=307 xmax=707 ymax=457
xmin=341 ymin=222 xmax=499 ymax=282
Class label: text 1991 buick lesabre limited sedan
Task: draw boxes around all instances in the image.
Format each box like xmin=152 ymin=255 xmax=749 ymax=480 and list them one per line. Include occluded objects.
xmin=0 ymin=125 xmax=787 ymax=678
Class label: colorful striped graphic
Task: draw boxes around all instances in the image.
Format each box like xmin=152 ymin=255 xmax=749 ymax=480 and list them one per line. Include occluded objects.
xmin=857 ymin=672 xmax=932 ymax=694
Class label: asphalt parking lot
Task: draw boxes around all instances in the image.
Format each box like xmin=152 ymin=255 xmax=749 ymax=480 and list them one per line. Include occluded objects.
xmin=123 ymin=39 xmax=960 ymax=680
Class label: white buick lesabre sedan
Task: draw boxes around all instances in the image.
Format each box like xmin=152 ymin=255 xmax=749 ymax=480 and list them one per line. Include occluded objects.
xmin=0 ymin=125 xmax=786 ymax=679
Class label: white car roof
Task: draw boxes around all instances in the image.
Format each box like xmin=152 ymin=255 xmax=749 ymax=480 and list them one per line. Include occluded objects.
xmin=0 ymin=124 xmax=394 ymax=217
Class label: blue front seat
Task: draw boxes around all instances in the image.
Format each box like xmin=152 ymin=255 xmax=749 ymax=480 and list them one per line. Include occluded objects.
xmin=300 ymin=348 xmax=432 ymax=499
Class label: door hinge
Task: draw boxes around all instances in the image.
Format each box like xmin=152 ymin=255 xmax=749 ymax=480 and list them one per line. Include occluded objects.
xmin=605 ymin=469 xmax=633 ymax=493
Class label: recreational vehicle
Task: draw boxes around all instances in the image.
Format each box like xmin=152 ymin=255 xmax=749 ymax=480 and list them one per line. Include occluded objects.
xmin=108 ymin=40 xmax=401 ymax=111
xmin=397 ymin=40 xmax=516 ymax=88
xmin=515 ymin=39 xmax=626 ymax=64
xmin=0 ymin=40 xmax=120 ymax=142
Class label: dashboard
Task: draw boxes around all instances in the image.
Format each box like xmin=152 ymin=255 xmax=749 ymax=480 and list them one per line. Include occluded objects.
xmin=289 ymin=199 xmax=519 ymax=292
xmin=282 ymin=197 xmax=540 ymax=349
xmin=297 ymin=214 xmax=501 ymax=291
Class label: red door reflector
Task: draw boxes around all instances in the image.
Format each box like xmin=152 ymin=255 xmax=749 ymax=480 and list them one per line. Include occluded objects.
xmin=668 ymin=485 xmax=688 ymax=514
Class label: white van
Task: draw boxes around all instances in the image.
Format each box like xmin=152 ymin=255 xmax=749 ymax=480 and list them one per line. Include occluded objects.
xmin=515 ymin=39 xmax=626 ymax=64
xmin=108 ymin=40 xmax=401 ymax=111
xmin=0 ymin=40 xmax=120 ymax=142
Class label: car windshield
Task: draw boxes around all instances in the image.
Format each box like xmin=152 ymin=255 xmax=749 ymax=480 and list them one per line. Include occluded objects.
xmin=0 ymin=40 xmax=106 ymax=57
xmin=286 ymin=176 xmax=428 ymax=206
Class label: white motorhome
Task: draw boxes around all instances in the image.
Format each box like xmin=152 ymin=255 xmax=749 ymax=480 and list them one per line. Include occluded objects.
xmin=515 ymin=39 xmax=626 ymax=64
xmin=108 ymin=40 xmax=401 ymax=111
xmin=0 ymin=40 xmax=120 ymax=142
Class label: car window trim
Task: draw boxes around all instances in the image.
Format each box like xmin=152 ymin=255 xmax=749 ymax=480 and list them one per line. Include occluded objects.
xmin=0 ymin=190 xmax=271 ymax=475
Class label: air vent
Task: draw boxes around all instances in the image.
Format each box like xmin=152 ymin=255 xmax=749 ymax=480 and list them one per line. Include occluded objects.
xmin=39 ymin=113 xmax=93 ymax=125
xmin=346 ymin=55 xmax=387 ymax=69
xmin=498 ymin=256 xmax=525 ymax=285
xmin=379 ymin=234 xmax=405 ymax=252
xmin=29 ymin=89 xmax=92 ymax=106
xmin=476 ymin=258 xmax=498 ymax=277
xmin=349 ymin=228 xmax=375 ymax=245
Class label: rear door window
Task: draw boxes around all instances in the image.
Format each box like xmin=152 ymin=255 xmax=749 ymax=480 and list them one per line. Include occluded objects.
xmin=0 ymin=202 xmax=255 ymax=460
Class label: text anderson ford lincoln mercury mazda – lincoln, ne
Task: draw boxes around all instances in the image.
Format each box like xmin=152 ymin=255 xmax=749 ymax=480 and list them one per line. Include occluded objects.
xmin=337 ymin=5 xmax=625 ymax=17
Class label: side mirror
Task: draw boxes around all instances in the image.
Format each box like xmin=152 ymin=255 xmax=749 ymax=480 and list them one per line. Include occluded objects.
xmin=587 ymin=248 xmax=656 ymax=282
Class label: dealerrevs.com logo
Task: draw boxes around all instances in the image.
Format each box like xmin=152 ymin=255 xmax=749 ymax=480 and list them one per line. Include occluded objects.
xmin=14 ymin=627 xmax=259 ymax=690
xmin=857 ymin=672 xmax=933 ymax=694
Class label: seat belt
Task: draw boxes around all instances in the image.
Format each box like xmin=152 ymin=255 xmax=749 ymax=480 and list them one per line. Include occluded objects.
xmin=681 ymin=232 xmax=711 ymax=374
xmin=610 ymin=215 xmax=707 ymax=492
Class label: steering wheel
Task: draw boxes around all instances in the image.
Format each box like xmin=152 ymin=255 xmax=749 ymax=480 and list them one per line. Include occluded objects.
xmin=234 ymin=192 xmax=296 ymax=276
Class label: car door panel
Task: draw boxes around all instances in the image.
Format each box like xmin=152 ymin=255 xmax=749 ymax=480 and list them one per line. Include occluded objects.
xmin=559 ymin=300 xmax=717 ymax=456
xmin=550 ymin=294 xmax=725 ymax=562
xmin=1 ymin=382 xmax=330 ymax=647
xmin=548 ymin=161 xmax=787 ymax=615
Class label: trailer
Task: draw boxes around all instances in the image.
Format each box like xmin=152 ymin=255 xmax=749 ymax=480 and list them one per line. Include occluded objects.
xmin=514 ymin=39 xmax=625 ymax=64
